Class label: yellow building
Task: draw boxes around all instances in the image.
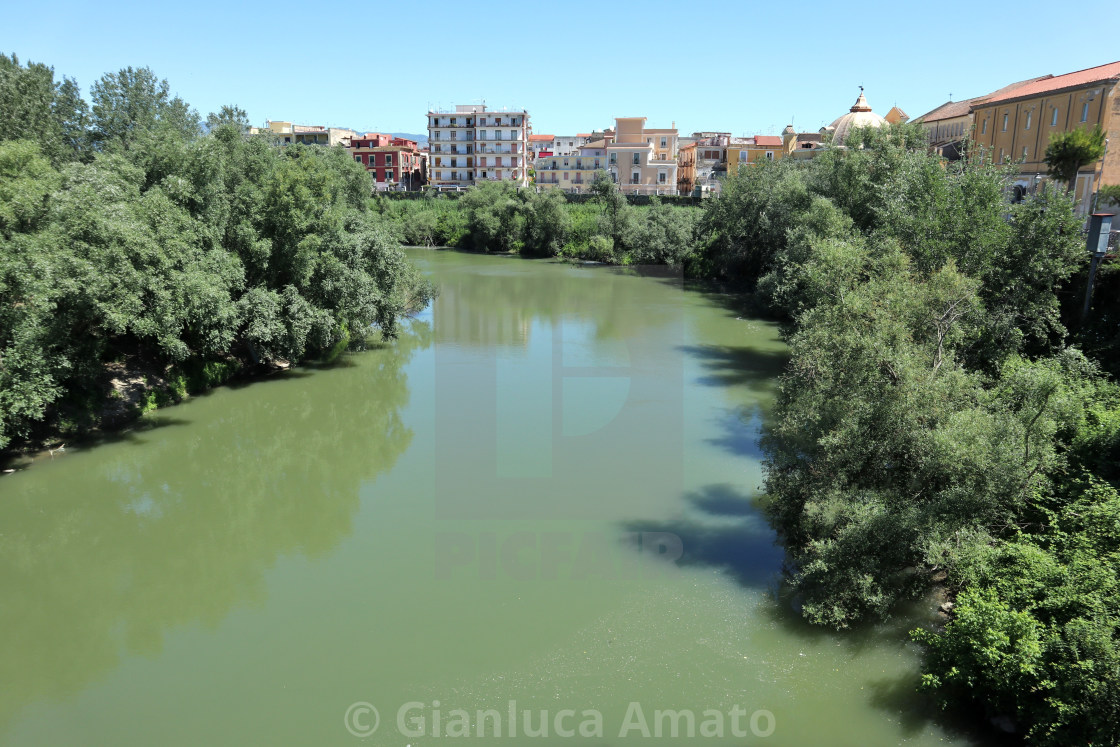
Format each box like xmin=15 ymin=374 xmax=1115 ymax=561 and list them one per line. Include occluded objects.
xmin=971 ymin=60 xmax=1120 ymax=213
xmin=725 ymin=126 xmax=823 ymax=177
xmin=915 ymin=77 xmax=1045 ymax=160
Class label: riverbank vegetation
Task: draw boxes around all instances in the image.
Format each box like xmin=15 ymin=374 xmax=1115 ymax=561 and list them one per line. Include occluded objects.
xmin=375 ymin=177 xmax=701 ymax=267
xmin=0 ymin=54 xmax=433 ymax=451
xmin=699 ymin=125 xmax=1118 ymax=743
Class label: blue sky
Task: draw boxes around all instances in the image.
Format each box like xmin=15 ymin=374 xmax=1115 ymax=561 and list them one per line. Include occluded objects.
xmin=6 ymin=0 xmax=1120 ymax=138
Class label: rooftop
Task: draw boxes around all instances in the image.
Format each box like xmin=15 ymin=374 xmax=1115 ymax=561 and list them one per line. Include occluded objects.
xmin=982 ymin=61 xmax=1120 ymax=105
xmin=754 ymin=135 xmax=782 ymax=147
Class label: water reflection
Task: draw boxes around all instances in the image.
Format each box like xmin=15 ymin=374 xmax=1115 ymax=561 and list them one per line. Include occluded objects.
xmin=0 ymin=319 xmax=430 ymax=731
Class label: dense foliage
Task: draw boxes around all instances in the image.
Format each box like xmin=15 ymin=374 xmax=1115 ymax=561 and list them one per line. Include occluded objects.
xmin=376 ymin=174 xmax=701 ymax=266
xmin=0 ymin=54 xmax=433 ymax=450
xmin=699 ymin=123 xmax=1118 ymax=742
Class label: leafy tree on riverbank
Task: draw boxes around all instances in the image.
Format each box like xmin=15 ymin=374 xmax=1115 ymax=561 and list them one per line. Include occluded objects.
xmin=0 ymin=56 xmax=434 ymax=450
xmin=705 ymin=121 xmax=1119 ymax=742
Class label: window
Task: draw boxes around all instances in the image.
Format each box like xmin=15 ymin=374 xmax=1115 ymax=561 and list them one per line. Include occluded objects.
xmin=632 ymin=153 xmax=640 ymax=165
xmin=999 ymin=148 xmax=1005 ymax=162
xmin=1022 ymin=146 xmax=1028 ymax=159
xmin=631 ymin=171 xmax=640 ymax=184
xmin=765 ymin=151 xmax=774 ymax=160
xmin=450 ymin=117 xmax=456 ymax=125
xmin=1082 ymin=102 xmax=1090 ymax=122
xmin=661 ymin=137 xmax=667 ymax=148
xmin=434 ymin=131 xmax=441 ymax=140
xmin=386 ymin=155 xmax=393 ymax=166
xmin=981 ymin=118 xmax=987 ymax=135
xmin=609 ymin=153 xmax=617 ymax=164
xmin=1051 ymin=108 xmax=1058 ymax=126
xmin=451 ymin=158 xmax=457 ymax=167
xmin=1002 ymin=113 xmax=1008 ymax=131
xmin=1025 ymin=111 xmax=1032 ymax=130
xmin=451 ymin=131 xmax=457 ymax=140
xmin=739 ymin=151 xmax=747 ymax=162
xmin=658 ymin=171 xmax=666 ymax=184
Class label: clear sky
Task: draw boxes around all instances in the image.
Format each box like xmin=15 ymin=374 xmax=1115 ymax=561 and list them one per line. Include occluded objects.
xmin=5 ymin=0 xmax=1120 ymax=138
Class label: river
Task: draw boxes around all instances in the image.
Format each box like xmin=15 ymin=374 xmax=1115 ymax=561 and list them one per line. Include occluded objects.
xmin=0 ymin=249 xmax=979 ymax=745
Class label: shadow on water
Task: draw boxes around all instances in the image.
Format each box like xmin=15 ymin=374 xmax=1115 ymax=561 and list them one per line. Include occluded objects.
xmin=0 ymin=317 xmax=432 ymax=734
xmin=705 ymin=403 xmax=766 ymax=460
xmin=620 ymin=483 xmax=783 ymax=591
xmin=678 ymin=343 xmax=789 ymax=390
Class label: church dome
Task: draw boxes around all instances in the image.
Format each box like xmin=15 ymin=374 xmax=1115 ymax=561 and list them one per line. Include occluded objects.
xmin=822 ymin=90 xmax=888 ymax=145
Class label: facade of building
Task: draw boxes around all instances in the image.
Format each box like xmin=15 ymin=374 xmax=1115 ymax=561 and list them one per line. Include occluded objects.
xmin=534 ymin=143 xmax=608 ymax=190
xmin=427 ymin=105 xmax=531 ymax=189
xmin=677 ymin=141 xmax=697 ymax=194
xmin=529 ymin=133 xmax=554 ymax=161
xmin=970 ymin=60 xmax=1120 ymax=213
xmin=916 ymin=77 xmax=1045 ymax=161
xmin=348 ymin=133 xmax=425 ymax=191
xmin=604 ymin=117 xmax=679 ymax=194
xmin=257 ymin=121 xmax=356 ymax=147
xmin=726 ymin=135 xmax=784 ymax=176
xmin=548 ymin=134 xmax=593 ymax=156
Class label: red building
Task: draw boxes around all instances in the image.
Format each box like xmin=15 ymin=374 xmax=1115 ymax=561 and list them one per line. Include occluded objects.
xmin=348 ymin=134 xmax=425 ymax=191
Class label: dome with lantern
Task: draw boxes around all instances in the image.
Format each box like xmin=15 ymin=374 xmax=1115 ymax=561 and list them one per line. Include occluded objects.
xmin=821 ymin=89 xmax=888 ymax=145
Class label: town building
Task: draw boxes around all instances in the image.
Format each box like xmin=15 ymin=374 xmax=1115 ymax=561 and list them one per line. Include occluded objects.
xmin=348 ymin=133 xmax=425 ymax=191
xmin=548 ymin=134 xmax=593 ymax=156
xmin=534 ymin=142 xmax=608 ymax=191
xmin=969 ymin=60 xmax=1120 ymax=213
xmin=677 ymin=141 xmax=697 ymax=194
xmin=529 ymin=134 xmax=554 ymax=161
xmin=256 ymin=121 xmax=356 ymax=147
xmin=915 ymin=77 xmax=1045 ymax=160
xmin=427 ymin=105 xmax=531 ymax=189
xmin=726 ymin=135 xmax=783 ymax=176
xmin=603 ymin=117 xmax=679 ymax=194
xmin=885 ymin=106 xmax=910 ymax=125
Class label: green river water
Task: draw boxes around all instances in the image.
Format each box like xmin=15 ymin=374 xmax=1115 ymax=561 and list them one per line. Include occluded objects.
xmin=0 ymin=249 xmax=981 ymax=745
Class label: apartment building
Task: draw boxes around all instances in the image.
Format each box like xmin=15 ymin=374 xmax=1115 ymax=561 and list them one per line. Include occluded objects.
xmin=427 ymin=104 xmax=531 ymax=189
xmin=603 ymin=117 xmax=679 ymax=194
xmin=970 ymin=60 xmax=1120 ymax=213
xmin=349 ymin=133 xmax=425 ymax=191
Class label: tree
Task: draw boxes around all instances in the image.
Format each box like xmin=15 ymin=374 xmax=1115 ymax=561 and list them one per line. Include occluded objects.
xmin=206 ymin=105 xmax=250 ymax=132
xmin=89 ymin=66 xmax=200 ymax=152
xmin=1044 ymin=124 xmax=1106 ymax=193
xmin=0 ymin=53 xmax=89 ymax=163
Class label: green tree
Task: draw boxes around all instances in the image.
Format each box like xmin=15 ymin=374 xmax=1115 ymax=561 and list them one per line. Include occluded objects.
xmin=89 ymin=66 xmax=200 ymax=152
xmin=1044 ymin=124 xmax=1106 ymax=193
xmin=206 ymin=104 xmax=250 ymax=131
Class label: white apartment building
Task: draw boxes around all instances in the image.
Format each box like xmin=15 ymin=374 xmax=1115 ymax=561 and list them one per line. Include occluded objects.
xmin=427 ymin=104 xmax=531 ymax=189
